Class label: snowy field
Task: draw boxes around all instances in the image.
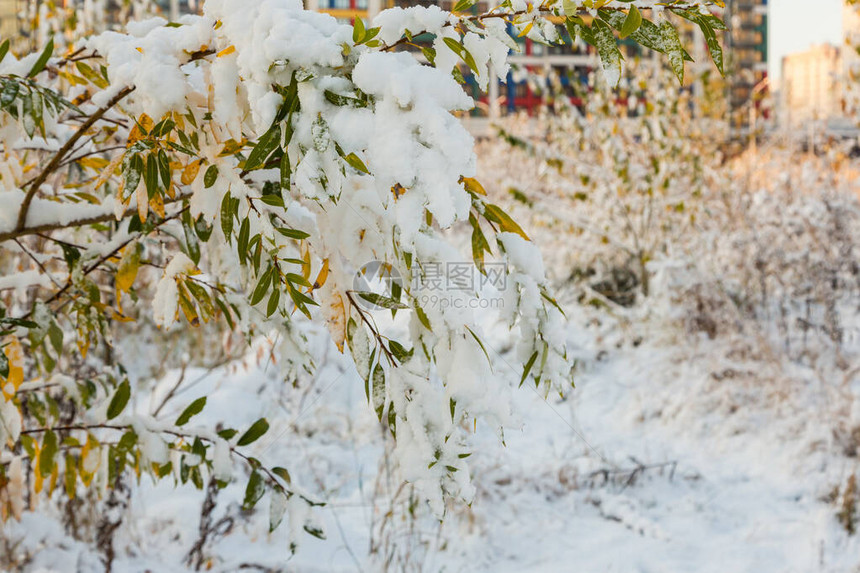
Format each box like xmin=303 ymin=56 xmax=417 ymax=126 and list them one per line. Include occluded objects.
xmin=6 ymin=293 xmax=860 ymax=572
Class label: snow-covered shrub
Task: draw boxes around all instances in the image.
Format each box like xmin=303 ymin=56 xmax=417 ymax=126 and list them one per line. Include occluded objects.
xmin=477 ymin=64 xmax=724 ymax=304
xmin=478 ymin=86 xmax=860 ymax=433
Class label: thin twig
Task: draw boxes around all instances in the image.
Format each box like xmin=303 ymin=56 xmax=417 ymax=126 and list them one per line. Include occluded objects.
xmin=12 ymin=238 xmax=64 ymax=289
xmin=15 ymin=85 xmax=136 ymax=232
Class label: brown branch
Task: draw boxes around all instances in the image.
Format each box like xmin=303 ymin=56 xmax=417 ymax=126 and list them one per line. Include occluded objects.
xmin=380 ymin=2 xmax=711 ymax=52
xmin=15 ymin=85 xmax=136 ymax=232
xmin=41 ymin=206 xmax=188 ymax=310
xmin=345 ymin=290 xmax=396 ymax=366
xmin=20 ymin=421 xmax=314 ymax=504
xmin=0 ymin=189 xmax=193 ymax=243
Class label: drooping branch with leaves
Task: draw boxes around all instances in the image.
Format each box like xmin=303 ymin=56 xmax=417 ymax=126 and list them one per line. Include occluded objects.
xmin=0 ymin=0 xmax=724 ymax=551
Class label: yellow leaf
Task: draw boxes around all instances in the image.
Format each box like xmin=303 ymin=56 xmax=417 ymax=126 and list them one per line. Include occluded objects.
xmin=391 ymin=183 xmax=406 ymax=200
xmin=1 ymin=336 xmax=24 ymax=400
xmin=79 ymin=435 xmax=99 ymax=487
xmin=59 ymin=70 xmax=88 ymax=86
xmin=217 ymin=45 xmax=236 ymax=57
xmin=78 ymin=156 xmax=110 ymax=170
xmin=312 ymin=258 xmax=330 ymax=290
xmin=484 ymin=203 xmax=530 ymax=241
xmin=300 ymin=242 xmax=312 ymax=281
xmin=64 ymin=458 xmax=77 ymax=499
xmin=518 ymin=22 xmax=534 ymax=38
xmin=177 ymin=282 xmax=200 ymax=327
xmin=94 ymin=152 xmax=124 ymax=190
xmin=460 ymin=176 xmax=487 ymax=196
xmin=181 ymin=159 xmax=202 ymax=185
xmin=219 ymin=139 xmax=243 ymax=156
xmin=325 ymin=291 xmax=346 ymax=353
xmin=115 ymin=244 xmax=141 ymax=308
xmin=172 ymin=111 xmax=185 ymax=131
xmin=150 ymin=191 xmax=165 ymax=218
xmin=110 ymin=311 xmax=136 ymax=323
xmin=33 ymin=441 xmax=43 ymax=494
xmin=128 ymin=113 xmax=154 ymax=145
xmin=48 ymin=463 xmax=59 ymax=494
xmin=136 ymin=182 xmax=149 ymax=222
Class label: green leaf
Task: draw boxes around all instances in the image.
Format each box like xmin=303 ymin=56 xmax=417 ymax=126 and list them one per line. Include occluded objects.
xmin=565 ymin=16 xmax=594 ymax=47
xmin=0 ymin=40 xmax=9 ymax=65
xmin=272 ymin=466 xmax=291 ymax=484
xmin=242 ymin=470 xmax=265 ymax=510
xmin=186 ymin=280 xmax=215 ymax=318
xmin=258 ymin=194 xmax=284 ymax=208
xmin=27 ymin=37 xmax=53 ymax=78
xmin=251 ymin=266 xmax=274 ymax=306
xmin=245 ymin=125 xmax=280 ymax=171
xmin=356 ymin=291 xmax=409 ymax=310
xmin=388 ymin=340 xmax=413 ymax=364
xmin=266 ymin=289 xmax=280 ymax=317
xmin=175 ymin=396 xmax=206 ymax=426
xmin=0 ymin=351 xmax=8 ymax=379
xmin=182 ymin=210 xmax=201 ymax=264
xmin=106 ymin=380 xmax=131 ymax=420
xmin=76 ymin=61 xmax=109 ymax=88
xmin=371 ymin=363 xmax=385 ymax=418
xmin=620 ymin=5 xmax=642 ymax=39
xmin=344 ymin=152 xmax=369 ymax=174
xmin=304 ymin=525 xmax=326 ymax=539
xmin=592 ymin=19 xmax=622 ymax=87
xmin=672 ymin=8 xmax=724 ymax=75
xmin=520 ymin=351 xmax=538 ymax=387
xmin=660 ymin=21 xmax=686 ymax=84
xmin=0 ymin=79 xmax=19 ymax=109
xmin=279 ymin=151 xmax=291 ymax=190
xmin=469 ymin=213 xmax=491 ymax=271
xmin=217 ymin=428 xmax=238 ymax=440
xmin=39 ymin=430 xmax=58 ymax=477
xmin=274 ymin=227 xmax=310 ymax=240
xmin=285 ymin=273 xmax=312 ymax=289
xmin=220 ymin=192 xmax=234 ymax=243
xmin=122 ymin=153 xmax=143 ymax=201
xmin=47 ymin=321 xmax=63 ymax=356
xmin=352 ymin=16 xmax=366 ymax=44
xmin=443 ymin=37 xmax=479 ymax=74
xmin=465 ymin=326 xmax=491 ymax=366
xmin=237 ymin=418 xmax=269 ymax=446
xmin=324 ymin=90 xmax=367 ymax=108
xmin=562 ymin=0 xmax=576 ymax=17
xmin=415 ymin=304 xmax=432 ymax=331
xmin=145 ymin=153 xmax=159 ymax=198
xmin=598 ymin=11 xmax=693 ymax=63
xmin=237 ymin=218 xmax=250 ymax=265
xmin=157 ymin=149 xmax=171 ymax=189
xmin=204 ymin=164 xmax=218 ymax=188
xmin=453 ymin=0 xmax=476 ymax=11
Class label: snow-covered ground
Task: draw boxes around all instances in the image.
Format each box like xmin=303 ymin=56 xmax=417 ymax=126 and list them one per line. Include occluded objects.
xmin=7 ymin=293 xmax=859 ymax=572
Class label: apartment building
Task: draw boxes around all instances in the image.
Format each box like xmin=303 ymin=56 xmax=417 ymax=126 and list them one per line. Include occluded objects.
xmin=723 ymin=0 xmax=769 ymax=134
xmin=782 ymin=44 xmax=842 ymax=126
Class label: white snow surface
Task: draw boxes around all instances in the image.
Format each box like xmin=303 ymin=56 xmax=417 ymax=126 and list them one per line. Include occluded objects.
xmin=6 ymin=299 xmax=860 ymax=571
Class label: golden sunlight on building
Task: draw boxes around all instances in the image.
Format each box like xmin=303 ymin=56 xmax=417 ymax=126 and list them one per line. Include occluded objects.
xmin=782 ymin=44 xmax=843 ymax=126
